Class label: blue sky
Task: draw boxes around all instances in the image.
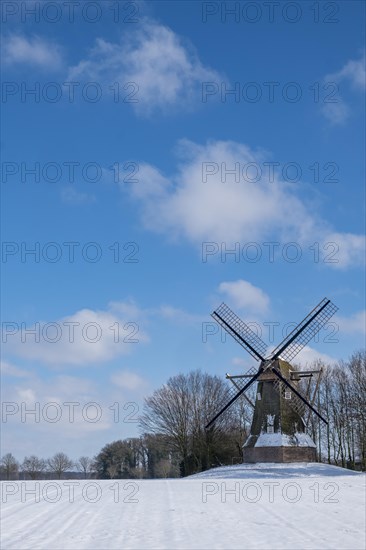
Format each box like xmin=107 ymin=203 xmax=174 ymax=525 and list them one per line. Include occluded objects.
xmin=1 ymin=0 xmax=365 ymax=460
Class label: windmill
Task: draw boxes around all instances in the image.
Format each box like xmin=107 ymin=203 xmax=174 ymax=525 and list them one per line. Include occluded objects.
xmin=205 ymin=298 xmax=338 ymax=463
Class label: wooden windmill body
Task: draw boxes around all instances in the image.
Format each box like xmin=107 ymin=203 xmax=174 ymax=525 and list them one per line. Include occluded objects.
xmin=241 ymin=359 xmax=317 ymax=462
xmin=206 ymin=299 xmax=338 ymax=463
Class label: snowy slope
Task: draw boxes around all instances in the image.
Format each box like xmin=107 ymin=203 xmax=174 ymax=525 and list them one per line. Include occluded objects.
xmin=1 ymin=464 xmax=365 ymax=550
xmin=188 ymin=461 xmax=361 ymax=478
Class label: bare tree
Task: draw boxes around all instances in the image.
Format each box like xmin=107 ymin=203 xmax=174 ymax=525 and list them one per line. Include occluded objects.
xmin=154 ymin=459 xmax=172 ymax=478
xmin=76 ymin=456 xmax=93 ymax=479
xmin=138 ymin=433 xmax=177 ymax=478
xmin=314 ymin=352 xmax=366 ymax=470
xmin=47 ymin=452 xmax=73 ymax=479
xmin=0 ymin=453 xmax=19 ymax=480
xmin=348 ymin=351 xmax=366 ymax=470
xmin=22 ymin=455 xmax=47 ymax=480
xmin=107 ymin=462 xmax=119 ymax=479
xmin=140 ymin=370 xmax=243 ymax=476
xmin=94 ymin=440 xmax=136 ymax=479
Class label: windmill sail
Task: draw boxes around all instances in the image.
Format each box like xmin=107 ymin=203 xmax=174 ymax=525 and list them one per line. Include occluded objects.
xmin=271 ymin=368 xmax=327 ymax=424
xmin=270 ymin=298 xmax=338 ymax=362
xmin=212 ymin=303 xmax=267 ymax=361
xmin=205 ymin=367 xmax=263 ymax=429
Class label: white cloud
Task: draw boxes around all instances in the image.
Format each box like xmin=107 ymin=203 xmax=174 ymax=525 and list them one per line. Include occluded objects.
xmin=294 ymin=345 xmax=337 ymax=367
xmin=128 ymin=139 xmax=318 ymax=243
xmin=2 ymin=34 xmax=63 ymax=69
xmin=125 ymin=163 xmax=170 ymax=199
xmin=125 ymin=138 xmax=364 ymax=268
xmin=68 ymin=20 xmax=221 ymax=114
xmin=0 ymin=359 xmax=30 ymax=378
xmin=110 ymin=370 xmax=147 ymax=391
xmin=321 ymin=100 xmax=350 ymax=125
xmin=335 ymin=310 xmax=366 ymax=335
xmin=322 ymin=54 xmax=365 ymax=124
xmin=2 ymin=301 xmax=148 ymax=366
xmin=327 ymin=54 xmax=366 ymax=90
xmin=322 ymin=233 xmax=366 ymax=269
xmin=109 ymin=300 xmax=146 ymax=320
xmin=16 ymin=388 xmax=37 ymax=404
xmin=1 ymin=367 xmax=146 ymax=458
xmin=3 ymin=374 xmax=112 ymax=451
xmin=218 ymin=280 xmax=270 ymax=315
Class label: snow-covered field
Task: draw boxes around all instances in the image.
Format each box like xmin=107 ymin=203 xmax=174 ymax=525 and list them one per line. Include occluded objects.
xmin=1 ymin=463 xmax=365 ymax=550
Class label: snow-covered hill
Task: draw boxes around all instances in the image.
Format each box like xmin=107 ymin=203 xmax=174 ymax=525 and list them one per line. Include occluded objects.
xmin=1 ymin=463 xmax=365 ymax=549
xmin=188 ymin=461 xmax=361 ymax=479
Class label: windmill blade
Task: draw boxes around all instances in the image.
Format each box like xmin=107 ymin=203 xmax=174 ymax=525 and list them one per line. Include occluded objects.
xmin=271 ymin=367 xmax=328 ymax=424
xmin=205 ymin=367 xmax=264 ymax=429
xmin=270 ymin=298 xmax=338 ymax=362
xmin=212 ymin=303 xmax=267 ymax=362
xmin=226 ymin=367 xmax=257 ymax=408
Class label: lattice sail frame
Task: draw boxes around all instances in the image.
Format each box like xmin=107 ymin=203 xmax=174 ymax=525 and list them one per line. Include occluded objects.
xmin=273 ymin=378 xmax=307 ymax=417
xmin=226 ymin=368 xmax=257 ymax=407
xmin=270 ymin=298 xmax=338 ymax=362
xmin=212 ymin=303 xmax=267 ymax=361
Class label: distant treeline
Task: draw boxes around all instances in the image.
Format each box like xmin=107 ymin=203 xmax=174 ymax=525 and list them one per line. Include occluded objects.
xmin=2 ymin=350 xmax=364 ymax=479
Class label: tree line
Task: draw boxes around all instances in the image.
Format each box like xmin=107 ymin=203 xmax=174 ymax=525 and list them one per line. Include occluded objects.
xmin=0 ymin=452 xmax=94 ymax=480
xmin=309 ymin=350 xmax=365 ymax=469
xmin=138 ymin=351 xmax=365 ymax=474
xmin=2 ymin=350 xmax=364 ymax=479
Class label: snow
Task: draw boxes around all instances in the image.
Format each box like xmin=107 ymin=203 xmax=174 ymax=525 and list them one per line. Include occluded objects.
xmin=188 ymin=462 xmax=361 ymax=479
xmin=251 ymin=432 xmax=316 ymax=447
xmin=1 ymin=463 xmax=365 ymax=550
